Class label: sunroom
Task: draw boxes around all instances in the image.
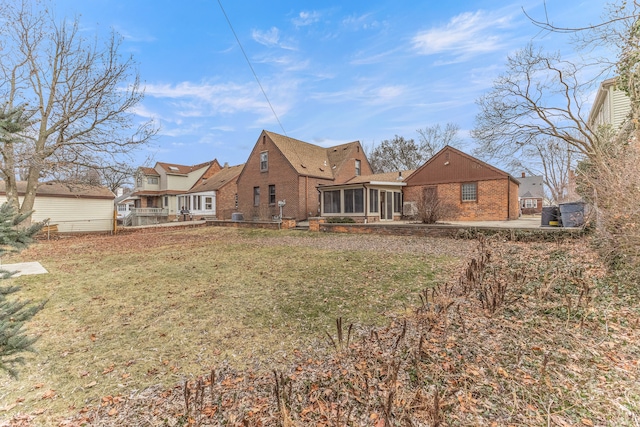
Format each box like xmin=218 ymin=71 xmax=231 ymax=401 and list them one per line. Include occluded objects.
xmin=318 ymin=171 xmax=411 ymax=222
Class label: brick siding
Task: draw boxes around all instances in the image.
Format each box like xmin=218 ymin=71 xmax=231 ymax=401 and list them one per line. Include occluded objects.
xmin=404 ymin=178 xmax=519 ymax=221
xmin=237 ymin=134 xmax=372 ymax=221
xmin=216 ymin=182 xmax=239 ymax=220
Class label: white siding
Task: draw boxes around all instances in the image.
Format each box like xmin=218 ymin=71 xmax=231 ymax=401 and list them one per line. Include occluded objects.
xmin=0 ymin=196 xmax=114 ymax=233
xmin=612 ymin=89 xmax=632 ymax=129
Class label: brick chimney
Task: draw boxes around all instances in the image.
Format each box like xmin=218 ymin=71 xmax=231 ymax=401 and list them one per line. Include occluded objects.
xmin=521 ymin=172 xmax=526 ymax=178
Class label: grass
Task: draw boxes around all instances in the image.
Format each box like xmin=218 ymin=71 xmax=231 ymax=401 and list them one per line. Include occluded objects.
xmin=0 ymin=227 xmax=461 ymax=424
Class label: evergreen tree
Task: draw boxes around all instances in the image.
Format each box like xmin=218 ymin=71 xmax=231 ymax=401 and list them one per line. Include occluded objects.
xmin=0 ymin=202 xmax=44 ymax=378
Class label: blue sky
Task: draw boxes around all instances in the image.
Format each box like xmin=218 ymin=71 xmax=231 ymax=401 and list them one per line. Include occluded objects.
xmin=53 ymin=0 xmax=608 ymax=170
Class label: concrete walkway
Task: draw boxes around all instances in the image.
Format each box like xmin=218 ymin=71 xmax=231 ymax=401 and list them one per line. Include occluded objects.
xmin=1 ymin=261 xmax=48 ymax=277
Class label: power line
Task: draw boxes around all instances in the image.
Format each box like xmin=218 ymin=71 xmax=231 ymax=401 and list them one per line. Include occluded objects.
xmin=216 ymin=0 xmax=289 ymax=138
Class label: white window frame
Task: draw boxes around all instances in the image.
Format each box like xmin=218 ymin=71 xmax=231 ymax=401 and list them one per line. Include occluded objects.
xmin=260 ymin=151 xmax=268 ymax=172
xmin=461 ymin=182 xmax=477 ymax=202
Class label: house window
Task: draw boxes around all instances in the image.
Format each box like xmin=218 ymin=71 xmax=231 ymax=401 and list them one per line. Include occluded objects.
xmin=147 ymin=177 xmax=158 ymax=185
xmin=164 ymin=196 xmax=168 ymax=207
xmin=393 ymin=192 xmax=402 ymax=213
xmin=205 ymin=196 xmax=213 ymax=210
xmin=268 ymin=185 xmax=276 ymax=205
xmin=524 ymin=199 xmax=537 ymax=208
xmin=136 ymin=174 xmax=143 ymax=188
xmin=461 ymin=182 xmax=477 ymax=202
xmin=253 ymin=187 xmax=260 ymax=206
xmin=369 ymin=189 xmax=379 ymax=213
xmin=260 ymin=151 xmax=268 ymax=172
xmin=355 ymin=160 xmax=361 ymax=176
xmin=193 ymin=196 xmax=201 ymax=211
xmin=178 ymin=196 xmax=190 ymax=210
xmin=235 ymin=193 xmax=238 ymax=209
xmin=344 ymin=188 xmax=364 ymax=213
xmin=323 ymin=190 xmax=341 ymax=213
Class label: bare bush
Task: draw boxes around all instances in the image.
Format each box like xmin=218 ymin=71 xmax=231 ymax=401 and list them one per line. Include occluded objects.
xmin=416 ymin=187 xmax=455 ymax=224
xmin=579 ymin=133 xmax=640 ymax=290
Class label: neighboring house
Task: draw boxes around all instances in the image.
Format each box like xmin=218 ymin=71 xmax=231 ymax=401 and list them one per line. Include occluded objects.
xmin=130 ymin=160 xmax=221 ymax=221
xmin=236 ymin=130 xmax=372 ymax=221
xmin=588 ymin=77 xmax=632 ymax=133
xmin=115 ymin=192 xmax=135 ymax=221
xmin=182 ymin=163 xmax=244 ymax=220
xmin=403 ymin=146 xmax=520 ymax=221
xmin=518 ymin=173 xmax=544 ymax=215
xmin=318 ymin=170 xmax=413 ymax=222
xmin=0 ymin=181 xmax=115 ymax=233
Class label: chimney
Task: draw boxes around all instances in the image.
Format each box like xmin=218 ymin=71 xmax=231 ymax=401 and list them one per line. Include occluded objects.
xmin=521 ymin=172 xmax=526 ymax=178
xmin=224 ymin=162 xmax=229 ymax=168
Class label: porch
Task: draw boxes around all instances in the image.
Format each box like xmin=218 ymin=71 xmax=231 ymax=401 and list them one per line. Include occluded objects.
xmin=123 ymin=207 xmax=169 ymax=226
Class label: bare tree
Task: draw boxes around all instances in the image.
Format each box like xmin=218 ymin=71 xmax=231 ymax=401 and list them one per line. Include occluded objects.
xmin=367 ymin=135 xmax=423 ymax=173
xmin=368 ymin=123 xmax=462 ymax=173
xmin=495 ymin=1 xmax=640 ymax=283
xmin=416 ymin=123 xmax=464 ymax=158
xmin=0 ymin=0 xmax=156 ymax=215
xmin=471 ymin=44 xmax=597 ymax=165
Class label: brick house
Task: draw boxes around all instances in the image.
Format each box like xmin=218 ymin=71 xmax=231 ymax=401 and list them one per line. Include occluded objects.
xmin=183 ymin=163 xmax=244 ymax=220
xmin=236 ymin=130 xmax=372 ymax=221
xmin=318 ymin=170 xmax=413 ymax=222
xmin=518 ymin=173 xmax=544 ymax=215
xmin=403 ymin=146 xmax=520 ymax=221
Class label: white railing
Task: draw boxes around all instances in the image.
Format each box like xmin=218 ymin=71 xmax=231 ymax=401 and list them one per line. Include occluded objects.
xmin=131 ymin=208 xmax=168 ymax=216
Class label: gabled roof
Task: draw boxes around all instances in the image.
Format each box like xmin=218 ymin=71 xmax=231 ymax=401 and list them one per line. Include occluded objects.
xmin=188 ymin=164 xmax=244 ymax=193
xmin=518 ymin=175 xmax=544 ymax=198
xmin=139 ymin=167 xmax=159 ymax=176
xmin=156 ymin=160 xmax=218 ymax=176
xmin=0 ymin=181 xmax=114 ymax=199
xmin=264 ymin=130 xmax=363 ymax=180
xmin=405 ymin=146 xmax=519 ymax=185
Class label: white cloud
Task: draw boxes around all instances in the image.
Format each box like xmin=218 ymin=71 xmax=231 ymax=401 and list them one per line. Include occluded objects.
xmin=254 ymin=54 xmax=309 ymax=71
xmin=293 ymin=11 xmax=321 ymax=27
xmin=412 ymin=10 xmax=515 ymax=61
xmin=342 ymin=13 xmax=383 ymax=31
xmin=252 ymin=27 xmax=281 ymax=47
xmin=311 ymin=82 xmax=406 ymax=106
xmin=144 ymin=78 xmax=299 ymax=124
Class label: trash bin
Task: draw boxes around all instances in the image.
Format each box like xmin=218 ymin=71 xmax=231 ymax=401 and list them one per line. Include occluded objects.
xmin=559 ymin=202 xmax=586 ymax=227
xmin=541 ymin=206 xmax=554 ymax=226
xmin=542 ymin=206 xmax=560 ymax=226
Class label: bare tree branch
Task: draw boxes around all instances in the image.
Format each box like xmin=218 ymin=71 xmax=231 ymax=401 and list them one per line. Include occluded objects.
xmin=0 ymin=0 xmax=157 ymax=215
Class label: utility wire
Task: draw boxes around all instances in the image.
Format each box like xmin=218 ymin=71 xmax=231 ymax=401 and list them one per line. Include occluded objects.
xmin=216 ymin=0 xmax=289 ymax=139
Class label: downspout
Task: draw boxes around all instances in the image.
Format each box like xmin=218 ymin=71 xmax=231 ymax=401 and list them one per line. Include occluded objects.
xmin=305 ymin=176 xmax=309 ymax=219
xmin=507 ymin=178 xmax=511 ymax=220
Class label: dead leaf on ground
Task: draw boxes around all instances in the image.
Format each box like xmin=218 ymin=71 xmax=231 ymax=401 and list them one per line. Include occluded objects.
xmin=41 ymin=390 xmax=56 ymax=399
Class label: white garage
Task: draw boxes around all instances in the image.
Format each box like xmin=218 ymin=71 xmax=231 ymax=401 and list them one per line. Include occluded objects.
xmin=0 ymin=181 xmax=115 ymax=233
